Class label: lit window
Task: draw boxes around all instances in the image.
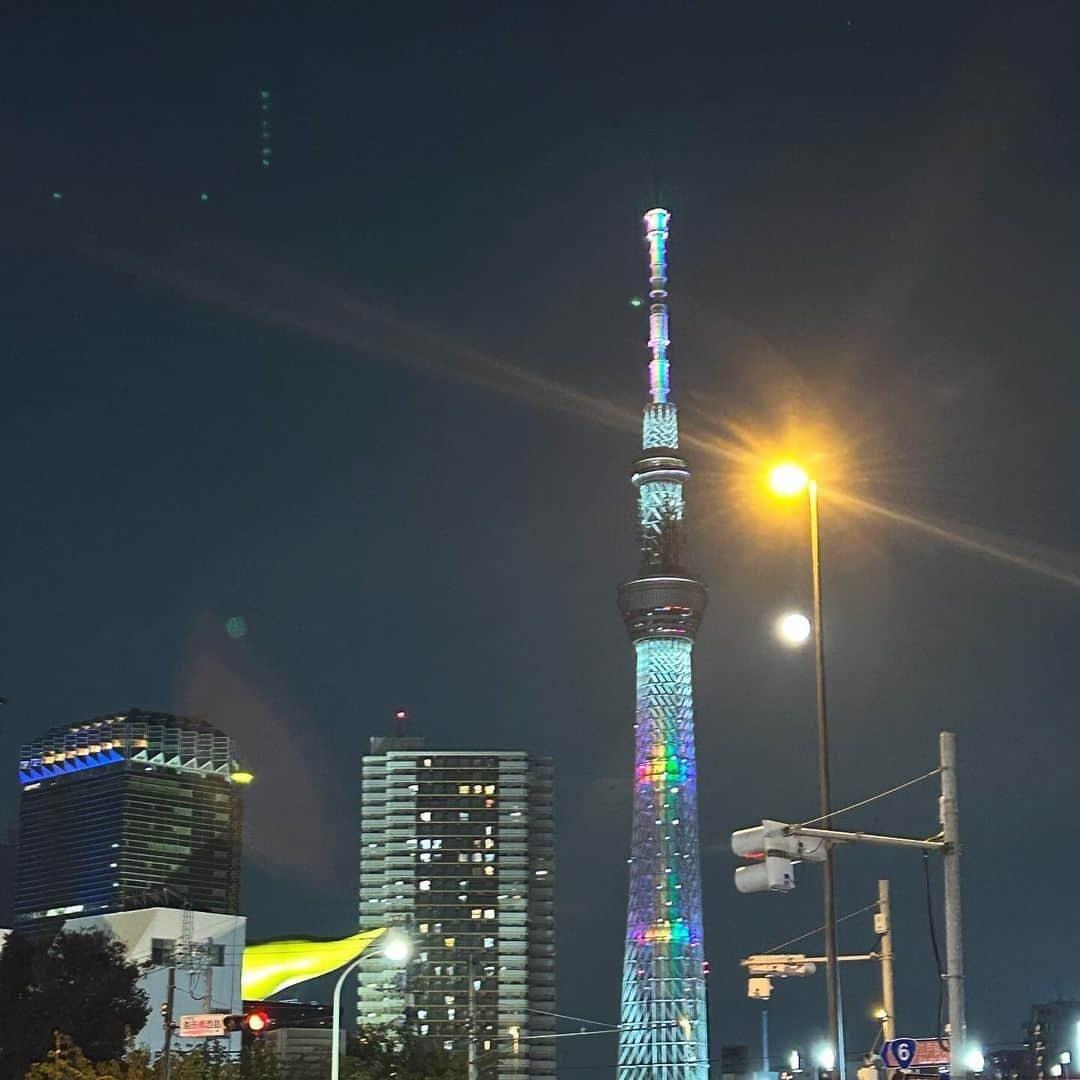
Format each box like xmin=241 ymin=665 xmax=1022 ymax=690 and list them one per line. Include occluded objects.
xmin=433 ymin=839 xmax=442 ymax=848
xmin=408 ymin=784 xmax=419 ymax=792
xmin=484 ymin=866 xmax=494 ymax=876
xmin=420 ymin=811 xmax=432 ymax=822
xmin=458 ymin=784 xmax=470 ymax=795
xmin=419 ymin=951 xmax=428 ymax=961
xmin=444 ymin=995 xmax=456 ymax=1005
xmin=420 ymin=853 xmax=431 ymax=863
xmin=420 ymin=1024 xmax=429 ymax=1035
xmin=484 ymin=838 xmax=495 ymax=849
xmin=484 ymin=784 xmax=495 ymax=794
xmin=484 ymin=1040 xmax=492 ymax=1051
xmin=420 ymin=839 xmax=432 ymax=850
xmin=484 ymin=908 xmax=495 ymax=919
xmin=484 ymin=798 xmax=495 ymax=808
xmin=472 ymin=853 xmax=482 ymax=863
xmin=484 ymin=854 xmax=495 ymax=862
xmin=458 ymin=854 xmax=468 ymax=862
xmin=485 ymin=826 xmax=493 ymax=836
xmin=419 ymin=880 xmax=431 ymax=891
xmin=444 ymin=1041 xmax=454 ymax=1051
xmin=434 ymin=923 xmax=442 ymax=932
xmin=473 ymin=784 xmax=483 ymax=794
xmin=417 ymin=1009 xmax=428 ymax=1020
xmin=484 ymin=936 xmax=495 ymax=948
xmin=423 ymin=758 xmax=432 ymax=767
xmin=535 ymin=869 xmax=548 ymax=876
xmin=448 ymin=1008 xmax=456 ymax=1020
xmin=471 ymin=908 xmax=482 ymax=919
xmin=459 ymin=811 xmax=469 ymax=821
xmin=444 ymin=937 xmax=455 ymax=947
xmin=419 ymin=923 xmax=429 ymax=933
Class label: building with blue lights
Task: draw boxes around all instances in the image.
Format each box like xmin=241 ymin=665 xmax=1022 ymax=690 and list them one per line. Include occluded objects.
xmin=15 ymin=708 xmax=247 ymax=929
xmin=616 ymin=210 xmax=710 ymax=1080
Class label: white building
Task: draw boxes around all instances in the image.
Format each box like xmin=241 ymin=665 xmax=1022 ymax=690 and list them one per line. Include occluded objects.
xmin=65 ymin=906 xmax=246 ymax=1056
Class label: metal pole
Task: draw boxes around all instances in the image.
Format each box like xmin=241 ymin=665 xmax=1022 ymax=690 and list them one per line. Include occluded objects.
xmin=762 ymin=1008 xmax=770 ymax=1077
xmin=877 ymin=880 xmax=896 ymax=1043
xmin=468 ymin=953 xmax=479 ymax=1080
xmin=941 ymin=732 xmax=966 ymax=1079
xmin=331 ymin=956 xmax=364 ymax=1080
xmin=161 ymin=966 xmax=176 ymax=1080
xmin=809 ymin=480 xmax=845 ymax=1080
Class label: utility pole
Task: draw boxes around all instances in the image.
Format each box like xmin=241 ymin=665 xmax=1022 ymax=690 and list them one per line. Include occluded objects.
xmin=161 ymin=965 xmax=176 ymax=1080
xmin=762 ymin=1008 xmax=770 ymax=1078
xmin=941 ymin=732 xmax=966 ymax=1078
xmin=467 ymin=953 xmax=479 ymax=1080
xmin=875 ymin=880 xmax=896 ymax=1042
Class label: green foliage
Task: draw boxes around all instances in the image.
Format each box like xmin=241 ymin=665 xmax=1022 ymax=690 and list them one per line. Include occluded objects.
xmin=344 ymin=1025 xmax=466 ymax=1080
xmin=0 ymin=929 xmax=149 ymax=1078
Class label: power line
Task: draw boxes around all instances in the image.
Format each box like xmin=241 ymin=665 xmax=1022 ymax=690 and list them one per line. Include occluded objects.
xmin=800 ymin=767 xmax=941 ymax=828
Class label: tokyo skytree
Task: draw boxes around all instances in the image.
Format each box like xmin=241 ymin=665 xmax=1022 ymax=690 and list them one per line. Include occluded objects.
xmin=616 ymin=209 xmax=709 ymax=1080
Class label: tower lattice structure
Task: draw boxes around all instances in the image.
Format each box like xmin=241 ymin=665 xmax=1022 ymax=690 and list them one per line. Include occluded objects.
xmin=616 ymin=209 xmax=709 ymax=1080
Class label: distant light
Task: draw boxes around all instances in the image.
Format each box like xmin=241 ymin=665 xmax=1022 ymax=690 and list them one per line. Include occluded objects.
xmin=51 ymin=192 xmax=63 ymax=200
xmin=873 ymin=1007 xmax=888 ymax=1021
xmin=776 ymin=612 xmax=812 ymax=646
xmin=225 ymin=615 xmax=248 ymax=639
xmin=630 ymin=296 xmax=644 ymax=308
xmin=396 ymin=710 xmax=407 ymax=721
xmin=814 ymin=1046 xmax=835 ymax=1071
xmin=1050 ymin=1066 xmax=1061 ymax=1078
xmin=966 ymin=1049 xmax=985 ymax=1072
xmin=200 ymin=192 xmax=209 ymax=202
xmin=1062 ymin=1053 xmax=1072 ymax=1066
xmin=769 ymin=462 xmax=809 ymax=498
xmin=789 ymin=1050 xmax=801 ymax=1072
xmin=231 ymin=771 xmax=254 ymax=785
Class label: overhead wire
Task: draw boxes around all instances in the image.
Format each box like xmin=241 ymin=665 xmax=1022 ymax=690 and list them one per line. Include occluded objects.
xmin=800 ymin=767 xmax=941 ymax=828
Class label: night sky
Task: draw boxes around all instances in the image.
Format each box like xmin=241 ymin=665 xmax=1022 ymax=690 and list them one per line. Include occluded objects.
xmin=3 ymin=3 xmax=1080 ymax=1073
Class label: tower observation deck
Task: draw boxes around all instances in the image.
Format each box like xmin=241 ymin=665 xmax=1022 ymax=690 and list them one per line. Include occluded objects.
xmin=616 ymin=209 xmax=709 ymax=1080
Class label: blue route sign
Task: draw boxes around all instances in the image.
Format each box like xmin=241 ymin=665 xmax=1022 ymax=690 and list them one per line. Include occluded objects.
xmin=882 ymin=1038 xmax=918 ymax=1069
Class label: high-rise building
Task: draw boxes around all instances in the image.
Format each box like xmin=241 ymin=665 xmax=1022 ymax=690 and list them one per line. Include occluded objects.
xmin=616 ymin=210 xmax=710 ymax=1080
xmin=0 ymin=825 xmax=16 ymax=927
xmin=357 ymin=736 xmax=555 ymax=1080
xmin=1027 ymin=1001 xmax=1080 ymax=1080
xmin=15 ymin=708 xmax=247 ymax=928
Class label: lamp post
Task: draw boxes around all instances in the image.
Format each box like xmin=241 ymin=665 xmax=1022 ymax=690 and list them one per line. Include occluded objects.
xmin=331 ymin=931 xmax=411 ymax=1080
xmin=770 ymin=463 xmax=845 ymax=1080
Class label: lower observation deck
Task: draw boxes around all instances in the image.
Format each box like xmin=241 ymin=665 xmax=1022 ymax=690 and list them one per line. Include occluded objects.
xmin=617 ymin=576 xmax=707 ymax=641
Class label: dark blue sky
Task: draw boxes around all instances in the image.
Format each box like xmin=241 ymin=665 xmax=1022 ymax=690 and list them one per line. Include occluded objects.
xmin=3 ymin=3 xmax=1080 ymax=1072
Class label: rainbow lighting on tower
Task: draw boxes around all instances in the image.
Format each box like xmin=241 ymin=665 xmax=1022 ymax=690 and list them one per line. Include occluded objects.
xmin=616 ymin=209 xmax=709 ymax=1080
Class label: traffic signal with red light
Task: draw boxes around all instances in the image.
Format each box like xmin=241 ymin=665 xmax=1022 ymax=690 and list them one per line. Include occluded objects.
xmin=223 ymin=1011 xmax=271 ymax=1035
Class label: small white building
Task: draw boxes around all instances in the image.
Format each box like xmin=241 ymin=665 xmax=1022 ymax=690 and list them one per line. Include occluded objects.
xmin=65 ymin=906 xmax=246 ymax=1056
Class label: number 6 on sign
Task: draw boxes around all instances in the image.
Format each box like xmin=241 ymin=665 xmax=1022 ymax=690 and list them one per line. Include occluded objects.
xmin=882 ymin=1039 xmax=918 ymax=1069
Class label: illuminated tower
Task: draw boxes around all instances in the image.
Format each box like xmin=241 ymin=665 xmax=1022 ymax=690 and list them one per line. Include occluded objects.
xmin=617 ymin=209 xmax=709 ymax=1080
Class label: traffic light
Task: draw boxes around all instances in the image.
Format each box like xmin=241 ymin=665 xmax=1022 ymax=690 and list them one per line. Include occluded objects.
xmin=223 ymin=1010 xmax=271 ymax=1035
xmin=731 ymin=820 xmax=826 ymax=893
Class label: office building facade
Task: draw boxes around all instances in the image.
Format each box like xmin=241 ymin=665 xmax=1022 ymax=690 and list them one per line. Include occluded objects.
xmin=358 ymin=738 xmax=555 ymax=1080
xmin=15 ymin=708 xmax=246 ymax=927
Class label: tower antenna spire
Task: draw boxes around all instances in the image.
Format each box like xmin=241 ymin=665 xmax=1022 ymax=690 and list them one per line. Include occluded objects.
xmin=616 ymin=210 xmax=710 ymax=1080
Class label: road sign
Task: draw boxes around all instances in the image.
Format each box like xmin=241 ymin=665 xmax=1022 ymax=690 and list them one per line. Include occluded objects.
xmin=179 ymin=1014 xmax=227 ymax=1038
xmin=741 ymin=954 xmax=818 ymax=977
xmin=882 ymin=1038 xmax=918 ymax=1069
xmin=882 ymin=1038 xmax=950 ymax=1070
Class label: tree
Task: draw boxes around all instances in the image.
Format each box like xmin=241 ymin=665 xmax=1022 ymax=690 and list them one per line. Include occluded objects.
xmin=0 ymin=929 xmax=149 ymax=1078
xmin=345 ymin=1026 xmax=467 ymax=1080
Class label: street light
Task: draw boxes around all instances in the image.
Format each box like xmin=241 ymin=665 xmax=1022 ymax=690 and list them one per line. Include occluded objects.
xmin=331 ymin=929 xmax=411 ymax=1080
xmin=769 ymin=462 xmax=845 ymax=1080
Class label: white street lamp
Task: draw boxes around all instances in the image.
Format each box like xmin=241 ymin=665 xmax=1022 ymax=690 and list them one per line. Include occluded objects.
xmin=331 ymin=930 xmax=411 ymax=1080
